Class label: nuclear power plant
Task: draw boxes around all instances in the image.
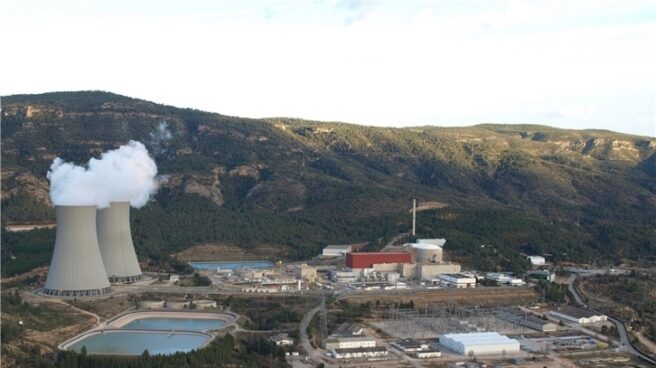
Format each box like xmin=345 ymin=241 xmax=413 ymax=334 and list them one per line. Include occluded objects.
xmin=43 ymin=206 xmax=112 ymax=297
xmin=97 ymin=202 xmax=143 ymax=283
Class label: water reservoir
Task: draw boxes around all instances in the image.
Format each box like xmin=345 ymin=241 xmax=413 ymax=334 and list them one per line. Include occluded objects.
xmin=122 ymin=317 xmax=225 ymax=332
xmin=189 ymin=261 xmax=273 ymax=271
xmin=67 ymin=330 xmax=211 ymax=355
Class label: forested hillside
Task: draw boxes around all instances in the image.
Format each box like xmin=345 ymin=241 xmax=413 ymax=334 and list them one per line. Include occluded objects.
xmin=2 ymin=91 xmax=655 ymax=276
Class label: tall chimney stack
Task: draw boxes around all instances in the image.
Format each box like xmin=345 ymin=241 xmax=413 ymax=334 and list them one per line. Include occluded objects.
xmin=412 ymin=198 xmax=416 ymax=236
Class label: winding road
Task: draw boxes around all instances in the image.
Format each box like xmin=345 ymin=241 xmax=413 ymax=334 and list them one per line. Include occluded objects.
xmin=567 ymin=273 xmax=656 ymax=365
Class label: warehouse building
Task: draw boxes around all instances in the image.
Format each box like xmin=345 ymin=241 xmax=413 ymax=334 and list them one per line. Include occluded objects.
xmin=323 ymin=244 xmax=352 ymax=257
xmin=323 ymin=336 xmax=376 ymax=350
xmin=346 ymin=252 xmax=412 ymax=269
xmin=437 ymin=273 xmax=477 ymax=288
xmin=550 ymin=306 xmax=607 ymax=324
xmin=439 ymin=332 xmax=520 ymax=356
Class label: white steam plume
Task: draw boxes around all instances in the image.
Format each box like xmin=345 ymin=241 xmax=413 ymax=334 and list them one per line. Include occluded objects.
xmin=47 ymin=141 xmax=159 ymax=208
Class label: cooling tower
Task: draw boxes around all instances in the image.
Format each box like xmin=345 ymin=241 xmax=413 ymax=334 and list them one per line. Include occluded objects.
xmin=97 ymin=202 xmax=143 ymax=283
xmin=43 ymin=206 xmax=112 ymax=297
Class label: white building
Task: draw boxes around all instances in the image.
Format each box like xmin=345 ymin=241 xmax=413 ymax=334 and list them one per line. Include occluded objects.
xmin=324 ymin=336 xmax=376 ymax=350
xmin=437 ymin=273 xmax=476 ymax=288
xmin=550 ymin=306 xmax=607 ymax=324
xmin=485 ymin=273 xmax=525 ymax=286
xmin=527 ymin=256 xmax=546 ymax=266
xmin=270 ymin=333 xmax=294 ymax=346
xmin=331 ymin=347 xmax=388 ymax=359
xmin=322 ymin=244 xmax=353 ymax=257
xmin=440 ymin=332 xmax=520 ymax=356
xmin=416 ymin=349 xmax=442 ymax=358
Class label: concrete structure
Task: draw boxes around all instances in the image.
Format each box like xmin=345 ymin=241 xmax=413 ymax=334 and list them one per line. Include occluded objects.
xmin=291 ymin=264 xmax=317 ymax=281
xmin=437 ymin=273 xmax=476 ymax=288
xmin=550 ymin=306 xmax=607 ymax=324
xmin=439 ymin=332 xmax=520 ymax=356
xmin=418 ymin=263 xmax=461 ymax=280
xmin=391 ymin=338 xmax=429 ymax=352
xmin=166 ymin=300 xmax=191 ymax=309
xmin=485 ymin=273 xmax=525 ymax=286
xmin=330 ymin=270 xmax=360 ymax=283
xmin=270 ymin=333 xmax=294 ymax=346
xmin=413 ymin=243 xmax=443 ymax=263
xmin=331 ymin=347 xmax=388 ymax=359
xmin=416 ymin=349 xmax=442 ymax=358
xmin=322 ymin=244 xmax=352 ymax=257
xmin=137 ymin=300 xmax=166 ymax=309
xmin=346 ymin=252 xmax=412 ymax=269
xmin=192 ymin=300 xmax=218 ymax=309
xmin=97 ymin=202 xmax=143 ymax=283
xmin=237 ymin=268 xmax=265 ymax=280
xmin=323 ymin=336 xmax=376 ymax=350
xmin=43 ymin=206 xmax=112 ymax=297
xmin=527 ymin=256 xmax=546 ymax=266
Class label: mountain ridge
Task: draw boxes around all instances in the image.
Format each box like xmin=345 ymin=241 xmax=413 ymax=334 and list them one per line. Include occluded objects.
xmin=2 ymin=91 xmax=655 ymax=276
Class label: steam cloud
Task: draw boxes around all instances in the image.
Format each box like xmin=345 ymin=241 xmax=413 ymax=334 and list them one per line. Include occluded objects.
xmin=47 ymin=141 xmax=158 ymax=208
xmin=149 ymin=121 xmax=173 ymax=155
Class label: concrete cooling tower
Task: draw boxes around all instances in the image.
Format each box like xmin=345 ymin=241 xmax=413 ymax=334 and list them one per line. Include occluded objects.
xmin=97 ymin=202 xmax=143 ymax=283
xmin=43 ymin=206 xmax=112 ymax=297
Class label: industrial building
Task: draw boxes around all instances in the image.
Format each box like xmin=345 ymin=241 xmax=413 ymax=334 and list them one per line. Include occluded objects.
xmin=550 ymin=306 xmax=607 ymax=324
xmin=330 ymin=347 xmax=388 ymax=359
xmin=436 ymin=273 xmax=477 ymax=288
xmin=323 ymin=336 xmax=376 ymax=350
xmin=346 ymin=252 xmax=412 ymax=269
xmin=97 ymin=202 xmax=143 ymax=283
xmin=412 ymin=243 xmax=443 ymax=263
xmin=485 ymin=273 xmax=525 ymax=286
xmin=334 ymin=323 xmax=364 ymax=336
xmin=498 ymin=310 xmax=557 ymax=332
xmin=439 ymin=332 xmax=520 ymax=355
xmin=322 ymin=244 xmax=352 ymax=257
xmin=416 ymin=349 xmax=441 ymax=358
xmin=390 ymin=338 xmax=428 ymax=352
xmin=289 ymin=264 xmax=317 ymax=281
xmin=43 ymin=206 xmax=112 ymax=297
xmin=527 ymin=256 xmax=546 ymax=266
xmin=270 ymin=333 xmax=294 ymax=346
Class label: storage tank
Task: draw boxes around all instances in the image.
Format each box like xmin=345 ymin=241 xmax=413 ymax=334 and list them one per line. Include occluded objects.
xmin=414 ymin=243 xmax=443 ymax=263
xmin=97 ymin=202 xmax=143 ymax=283
xmin=43 ymin=206 xmax=112 ymax=297
xmin=192 ymin=300 xmax=218 ymax=310
xmin=138 ymin=300 xmax=166 ymax=309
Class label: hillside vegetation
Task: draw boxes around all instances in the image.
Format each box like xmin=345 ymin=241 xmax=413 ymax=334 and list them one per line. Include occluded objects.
xmin=2 ymin=91 xmax=655 ymax=276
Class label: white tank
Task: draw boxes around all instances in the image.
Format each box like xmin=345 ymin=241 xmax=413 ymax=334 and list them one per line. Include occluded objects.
xmin=97 ymin=202 xmax=143 ymax=283
xmin=414 ymin=243 xmax=443 ymax=263
xmin=43 ymin=206 xmax=112 ymax=297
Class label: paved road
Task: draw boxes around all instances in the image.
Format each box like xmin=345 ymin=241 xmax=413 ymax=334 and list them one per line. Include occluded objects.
xmin=299 ymin=305 xmax=323 ymax=364
xmin=567 ymin=273 xmax=656 ymax=365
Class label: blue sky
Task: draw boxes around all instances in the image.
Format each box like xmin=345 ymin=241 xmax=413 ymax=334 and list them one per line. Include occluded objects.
xmin=2 ymin=0 xmax=655 ymax=136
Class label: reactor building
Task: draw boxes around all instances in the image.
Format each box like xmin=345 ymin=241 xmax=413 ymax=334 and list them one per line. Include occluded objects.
xmin=97 ymin=202 xmax=143 ymax=283
xmin=43 ymin=206 xmax=112 ymax=297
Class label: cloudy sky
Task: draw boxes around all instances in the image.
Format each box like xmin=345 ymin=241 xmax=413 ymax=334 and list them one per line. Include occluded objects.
xmin=2 ymin=0 xmax=655 ymax=136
